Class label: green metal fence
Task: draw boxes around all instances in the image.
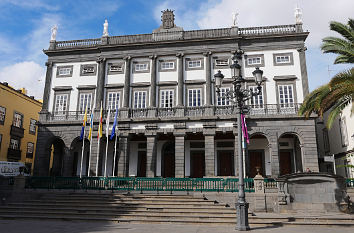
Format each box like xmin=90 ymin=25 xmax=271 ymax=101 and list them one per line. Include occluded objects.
xmin=346 ymin=178 xmax=354 ymax=188
xmin=25 ymin=177 xmax=256 ymax=192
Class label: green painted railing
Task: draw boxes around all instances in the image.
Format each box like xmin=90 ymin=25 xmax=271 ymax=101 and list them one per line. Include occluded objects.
xmin=26 ymin=177 xmax=256 ymax=192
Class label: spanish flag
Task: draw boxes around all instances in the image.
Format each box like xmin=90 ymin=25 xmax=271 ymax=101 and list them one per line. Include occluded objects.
xmin=80 ymin=105 xmax=88 ymax=140
xmin=97 ymin=103 xmax=103 ymax=140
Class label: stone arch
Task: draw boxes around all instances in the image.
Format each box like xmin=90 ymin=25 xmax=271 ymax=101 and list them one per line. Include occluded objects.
xmin=277 ymin=127 xmax=304 ymax=145
xmin=70 ymin=136 xmax=91 ymax=177
xmin=43 ymin=135 xmax=66 ymax=177
xmin=248 ymin=132 xmax=271 ymax=177
xmin=278 ymin=131 xmax=303 ymax=175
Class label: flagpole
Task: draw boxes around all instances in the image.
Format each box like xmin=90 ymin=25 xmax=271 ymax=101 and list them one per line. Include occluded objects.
xmin=104 ymin=109 xmax=110 ymax=177
xmin=113 ymin=125 xmax=118 ymax=177
xmin=96 ymin=102 xmax=103 ymax=177
xmin=80 ymin=105 xmax=88 ymax=178
xmin=87 ymin=107 xmax=94 ymax=177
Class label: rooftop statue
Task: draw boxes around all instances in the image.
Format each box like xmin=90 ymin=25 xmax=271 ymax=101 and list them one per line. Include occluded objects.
xmin=232 ymin=12 xmax=239 ymax=27
xmin=103 ymin=19 xmax=109 ymax=37
xmin=50 ymin=25 xmax=57 ymax=41
xmin=295 ymin=6 xmax=303 ymax=24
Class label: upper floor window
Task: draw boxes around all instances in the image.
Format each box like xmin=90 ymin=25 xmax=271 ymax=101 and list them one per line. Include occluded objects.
xmin=13 ymin=112 xmax=23 ymax=128
xmin=10 ymin=138 xmax=20 ymax=150
xmin=161 ymin=62 xmax=174 ymax=70
xmin=278 ymin=84 xmax=294 ymax=108
xmin=26 ymin=142 xmax=34 ymax=158
xmin=134 ymin=91 xmax=147 ymax=108
xmin=78 ymin=93 xmax=92 ymax=113
xmin=247 ymin=57 xmax=261 ymax=65
xmin=276 ymin=56 xmax=290 ymax=63
xmin=188 ymin=89 xmax=202 ymax=107
xmin=245 ymin=54 xmax=264 ymax=67
xmin=54 ymin=94 xmax=68 ymax=115
xmin=29 ymin=119 xmax=36 ymax=135
xmin=160 ymin=90 xmax=174 ymax=108
xmin=215 ymin=59 xmax=229 ymax=66
xmin=187 ymin=60 xmax=201 ymax=69
xmin=217 ymin=87 xmax=231 ymax=106
xmin=135 ymin=63 xmax=148 ymax=72
xmin=56 ymin=66 xmax=73 ymax=77
xmin=107 ymin=92 xmax=120 ymax=110
xmin=249 ymin=86 xmax=264 ymax=108
xmin=273 ymin=52 xmax=294 ymax=66
xmin=0 ymin=106 xmax=5 ymax=125
xmin=108 ymin=63 xmax=124 ymax=74
xmin=80 ymin=64 xmax=97 ymax=76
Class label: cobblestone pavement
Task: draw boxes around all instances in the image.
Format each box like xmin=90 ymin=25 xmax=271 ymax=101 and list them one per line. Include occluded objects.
xmin=0 ymin=220 xmax=354 ymax=233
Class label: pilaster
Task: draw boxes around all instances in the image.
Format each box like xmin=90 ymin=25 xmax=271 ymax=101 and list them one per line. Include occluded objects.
xmin=269 ymin=143 xmax=280 ymax=177
xmin=123 ymin=56 xmax=132 ymax=108
xmin=176 ymin=53 xmax=184 ymax=106
xmin=204 ymin=51 xmax=212 ymax=106
xmin=298 ymin=47 xmax=309 ymax=97
xmin=41 ymin=61 xmax=53 ymax=112
xmin=95 ymin=57 xmax=106 ymax=108
xmin=149 ymin=55 xmax=157 ymax=107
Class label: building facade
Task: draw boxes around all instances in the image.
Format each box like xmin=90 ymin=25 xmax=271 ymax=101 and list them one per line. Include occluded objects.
xmin=34 ymin=10 xmax=319 ymax=178
xmin=317 ymin=104 xmax=354 ymax=178
xmin=0 ymin=82 xmax=42 ymax=173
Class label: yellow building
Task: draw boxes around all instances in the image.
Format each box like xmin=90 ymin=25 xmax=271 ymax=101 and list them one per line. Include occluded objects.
xmin=0 ymin=82 xmax=42 ymax=174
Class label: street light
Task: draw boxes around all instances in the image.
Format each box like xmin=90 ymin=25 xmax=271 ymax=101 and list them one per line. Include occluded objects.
xmin=214 ymin=50 xmax=263 ymax=231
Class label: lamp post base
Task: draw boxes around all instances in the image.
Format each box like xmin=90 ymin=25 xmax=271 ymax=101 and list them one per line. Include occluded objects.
xmin=236 ymin=201 xmax=250 ymax=231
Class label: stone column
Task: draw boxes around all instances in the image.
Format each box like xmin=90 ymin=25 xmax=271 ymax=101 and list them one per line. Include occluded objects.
xmin=95 ymin=57 xmax=107 ymax=108
xmin=146 ymin=135 xmax=157 ymax=177
xmin=298 ymin=47 xmax=309 ymax=97
xmin=41 ymin=61 xmax=53 ymax=112
xmin=269 ymin=143 xmax=280 ymax=177
xmin=174 ymin=134 xmax=185 ymax=178
xmin=149 ymin=55 xmax=157 ymax=107
xmin=204 ymin=51 xmax=212 ymax=106
xmin=204 ymin=133 xmax=215 ymax=177
xmin=62 ymin=147 xmax=73 ymax=177
xmin=123 ymin=56 xmax=132 ymax=108
xmin=117 ymin=136 xmax=129 ymax=177
xmin=176 ymin=53 xmax=184 ymax=106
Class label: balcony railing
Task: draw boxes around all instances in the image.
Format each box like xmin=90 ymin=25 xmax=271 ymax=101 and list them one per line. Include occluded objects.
xmin=51 ymin=24 xmax=302 ymax=50
xmin=41 ymin=104 xmax=301 ymax=123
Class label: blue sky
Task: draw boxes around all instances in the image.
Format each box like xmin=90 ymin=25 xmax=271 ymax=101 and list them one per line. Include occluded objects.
xmin=0 ymin=0 xmax=353 ymax=98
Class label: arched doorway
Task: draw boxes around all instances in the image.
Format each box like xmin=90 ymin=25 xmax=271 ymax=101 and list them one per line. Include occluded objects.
xmin=278 ymin=133 xmax=303 ymax=175
xmin=161 ymin=142 xmax=175 ymax=178
xmin=247 ymin=134 xmax=269 ymax=178
xmin=47 ymin=137 xmax=65 ymax=177
xmin=70 ymin=137 xmax=90 ymax=177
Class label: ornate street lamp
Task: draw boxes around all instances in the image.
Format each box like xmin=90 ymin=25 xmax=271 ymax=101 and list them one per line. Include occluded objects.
xmin=214 ymin=50 xmax=263 ymax=231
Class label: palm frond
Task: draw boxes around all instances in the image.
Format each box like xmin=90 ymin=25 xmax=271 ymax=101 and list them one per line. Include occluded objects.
xmin=326 ymin=96 xmax=352 ymax=129
xmin=329 ymin=20 xmax=354 ymax=42
xmin=329 ymin=68 xmax=354 ymax=87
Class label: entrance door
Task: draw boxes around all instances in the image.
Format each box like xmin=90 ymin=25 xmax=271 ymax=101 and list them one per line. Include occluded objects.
xmin=162 ymin=142 xmax=175 ymax=178
xmin=190 ymin=151 xmax=205 ymax=178
xmin=279 ymin=151 xmax=292 ymax=176
xmin=218 ymin=151 xmax=233 ymax=176
xmin=248 ymin=150 xmax=264 ymax=178
xmin=137 ymin=151 xmax=146 ymax=177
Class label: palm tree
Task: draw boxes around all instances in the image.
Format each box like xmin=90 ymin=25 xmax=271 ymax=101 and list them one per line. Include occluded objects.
xmin=299 ymin=19 xmax=354 ymax=129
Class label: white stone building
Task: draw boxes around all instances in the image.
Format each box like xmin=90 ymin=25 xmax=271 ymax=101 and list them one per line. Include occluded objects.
xmin=34 ymin=10 xmax=319 ymax=178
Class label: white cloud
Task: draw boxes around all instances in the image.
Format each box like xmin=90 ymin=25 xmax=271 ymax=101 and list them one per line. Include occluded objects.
xmin=0 ymin=61 xmax=46 ymax=99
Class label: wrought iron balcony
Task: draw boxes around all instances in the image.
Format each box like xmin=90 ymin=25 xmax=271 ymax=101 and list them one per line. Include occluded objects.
xmin=10 ymin=125 xmax=24 ymax=138
xmin=40 ymin=104 xmax=301 ymax=123
xmin=7 ymin=148 xmax=22 ymax=161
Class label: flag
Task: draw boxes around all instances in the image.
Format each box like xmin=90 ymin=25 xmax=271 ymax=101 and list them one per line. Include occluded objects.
xmin=110 ymin=106 xmax=118 ymax=140
xmin=105 ymin=108 xmax=111 ymax=137
xmin=80 ymin=105 xmax=88 ymax=140
xmin=97 ymin=103 xmax=103 ymax=140
xmin=88 ymin=110 xmax=94 ymax=140
xmin=241 ymin=114 xmax=249 ymax=144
